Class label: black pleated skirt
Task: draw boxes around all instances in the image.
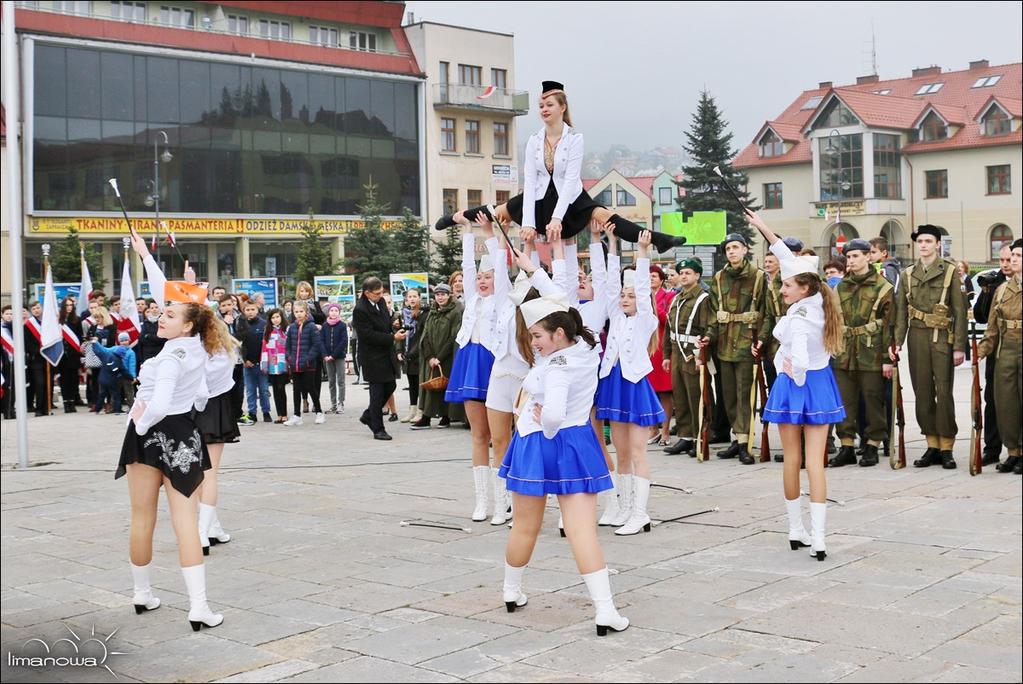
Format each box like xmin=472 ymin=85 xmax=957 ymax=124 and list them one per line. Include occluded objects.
xmin=117 ymin=413 xmax=211 ymax=497
xmin=193 ymin=390 xmax=241 ymax=445
xmin=506 ymin=180 xmax=604 ymax=239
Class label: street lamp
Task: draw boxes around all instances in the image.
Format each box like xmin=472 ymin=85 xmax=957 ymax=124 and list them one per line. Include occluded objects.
xmin=149 ymin=131 xmax=172 ymax=263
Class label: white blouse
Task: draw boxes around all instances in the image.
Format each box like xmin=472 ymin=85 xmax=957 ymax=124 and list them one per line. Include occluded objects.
xmin=133 ymin=335 xmax=207 ymax=435
xmin=770 ymin=241 xmax=831 ymax=385
xmin=599 ymin=256 xmax=658 ymax=382
xmin=562 ymin=242 xmax=609 ymax=340
xmin=516 ymin=338 xmax=600 ymax=439
xmin=205 ymin=351 xmax=236 ymax=398
xmin=455 ymin=234 xmax=499 ymax=349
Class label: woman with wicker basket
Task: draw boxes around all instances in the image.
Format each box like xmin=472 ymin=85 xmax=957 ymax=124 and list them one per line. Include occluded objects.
xmin=411 ymin=284 xmax=461 ymax=430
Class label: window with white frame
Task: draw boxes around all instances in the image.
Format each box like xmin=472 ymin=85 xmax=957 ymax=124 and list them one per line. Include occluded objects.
xmin=227 ymin=14 xmax=248 ymax=35
xmin=159 ymin=6 xmax=195 ymax=27
xmin=110 ymin=1 xmax=145 ymax=22
xmin=310 ymin=26 xmax=338 ymax=47
xmin=972 ymin=75 xmax=1003 ymax=88
xmin=259 ymin=19 xmax=291 ymax=40
xmin=349 ymin=31 xmax=377 ymax=52
xmin=914 ymin=82 xmax=944 ymax=95
xmin=658 ymin=187 xmax=672 ymax=205
xmin=53 ymin=1 xmax=91 ymax=14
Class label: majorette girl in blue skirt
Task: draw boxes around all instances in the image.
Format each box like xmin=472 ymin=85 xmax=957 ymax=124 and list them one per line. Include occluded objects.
xmin=747 ymin=212 xmax=846 ymax=562
xmin=497 ymin=292 xmax=629 ymax=637
xmin=594 ymin=228 xmax=666 ymax=536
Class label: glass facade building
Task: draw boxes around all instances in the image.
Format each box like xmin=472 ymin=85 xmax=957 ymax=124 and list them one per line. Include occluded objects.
xmin=31 ymin=43 xmax=420 ymax=216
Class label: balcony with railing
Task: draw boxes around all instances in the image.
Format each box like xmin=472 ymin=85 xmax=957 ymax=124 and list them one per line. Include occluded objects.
xmin=434 ymin=83 xmax=529 ymax=116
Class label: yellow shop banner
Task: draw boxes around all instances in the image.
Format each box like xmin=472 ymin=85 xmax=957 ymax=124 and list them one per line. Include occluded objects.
xmin=31 ymin=217 xmax=402 ymax=235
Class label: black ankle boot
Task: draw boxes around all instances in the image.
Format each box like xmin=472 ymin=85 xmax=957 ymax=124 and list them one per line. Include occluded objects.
xmin=914 ymin=447 xmax=941 ymax=468
xmin=996 ymin=456 xmax=1020 ymax=473
xmin=829 ymin=446 xmax=857 ymax=467
xmin=663 ymin=438 xmax=694 ymax=455
xmin=434 ymin=214 xmax=457 ymax=231
xmin=716 ymin=440 xmax=741 ymax=459
xmin=859 ymin=444 xmax=879 ymax=467
xmin=940 ymin=451 xmax=956 ymax=469
xmin=1014 ymin=459 xmax=1022 ymax=475
xmin=738 ymin=446 xmax=755 ymax=465
xmin=982 ymin=451 xmax=1002 ymax=466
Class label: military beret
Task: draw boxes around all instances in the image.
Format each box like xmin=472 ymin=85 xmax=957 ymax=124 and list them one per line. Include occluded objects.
xmin=845 ymin=238 xmax=872 ymax=254
xmin=911 ymin=224 xmax=942 ymax=241
xmin=677 ymin=258 xmax=703 ymax=275
xmin=782 ymin=236 xmax=804 ymax=252
xmin=722 ymin=233 xmax=748 ymax=248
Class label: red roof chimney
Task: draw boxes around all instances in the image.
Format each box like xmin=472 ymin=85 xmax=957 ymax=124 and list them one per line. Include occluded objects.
xmin=911 ymin=66 xmax=942 ymax=78
xmin=818 ymin=81 xmax=833 ymax=89
xmin=856 ymin=74 xmax=880 ymax=85
xmin=969 ymin=59 xmax=990 ymax=70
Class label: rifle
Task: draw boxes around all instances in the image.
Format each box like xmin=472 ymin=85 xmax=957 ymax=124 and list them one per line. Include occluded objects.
xmin=889 ymin=345 xmax=906 ymax=470
xmin=969 ymin=321 xmax=983 ymax=476
xmin=756 ymin=358 xmax=771 ymax=462
xmin=697 ymin=345 xmax=712 ymax=462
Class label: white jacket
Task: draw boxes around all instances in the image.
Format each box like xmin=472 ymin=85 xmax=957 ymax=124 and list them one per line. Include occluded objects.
xmin=599 ymin=256 xmax=657 ymax=382
xmin=770 ymin=240 xmax=831 ymax=385
xmin=454 ymin=234 xmax=499 ymax=349
xmin=133 ymin=335 xmax=207 ymax=435
xmin=563 ymin=242 xmax=609 ymax=339
xmin=521 ymin=125 xmax=584 ymax=230
xmin=516 ymin=338 xmax=600 ymax=439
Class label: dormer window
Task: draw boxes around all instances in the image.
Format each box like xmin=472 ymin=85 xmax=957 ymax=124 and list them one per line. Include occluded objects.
xmin=920 ymin=112 xmax=947 ymax=141
xmin=983 ymin=106 xmax=1011 ymax=136
xmin=759 ymin=130 xmax=784 ymax=157
xmin=914 ymin=83 xmax=944 ymax=95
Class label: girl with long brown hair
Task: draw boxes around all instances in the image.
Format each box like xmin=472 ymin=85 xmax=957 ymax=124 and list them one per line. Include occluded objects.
xmin=747 ymin=212 xmax=845 ymax=562
xmin=434 ymin=81 xmax=687 ymax=254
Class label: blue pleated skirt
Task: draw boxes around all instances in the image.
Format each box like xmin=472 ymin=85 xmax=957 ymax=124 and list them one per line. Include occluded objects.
xmin=764 ymin=366 xmax=846 ymax=425
xmin=499 ymin=424 xmax=612 ymax=496
xmin=445 ymin=341 xmax=495 ymax=403
xmin=595 ymin=362 xmax=666 ymax=426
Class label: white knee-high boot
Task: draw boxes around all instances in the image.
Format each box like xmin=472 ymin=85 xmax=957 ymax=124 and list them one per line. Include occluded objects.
xmin=597 ymin=473 xmax=621 ymax=526
xmin=610 ymin=473 xmax=634 ymax=527
xmin=809 ymin=501 xmax=827 ymax=561
xmin=130 ymin=562 xmax=161 ymax=613
xmin=582 ymin=567 xmax=629 ymax=636
xmin=472 ymin=465 xmax=491 ymax=522
xmin=785 ymin=496 xmax=811 ymax=549
xmin=197 ymin=503 xmax=214 ymax=555
xmin=503 ymin=562 xmax=528 ymax=612
xmin=181 ymin=564 xmax=223 ymax=631
xmin=207 ymin=507 xmax=231 ymax=544
xmin=615 ymin=476 xmax=651 ymax=536
xmin=491 ymin=467 xmax=511 ymax=525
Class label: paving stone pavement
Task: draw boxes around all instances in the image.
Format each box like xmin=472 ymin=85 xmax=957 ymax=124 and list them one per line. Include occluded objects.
xmin=2 ymin=364 xmax=1021 ymax=682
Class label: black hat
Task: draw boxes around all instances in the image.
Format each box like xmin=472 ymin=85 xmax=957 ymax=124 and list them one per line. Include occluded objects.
xmin=722 ymin=233 xmax=748 ymax=248
xmin=911 ymin=224 xmax=942 ymax=241
xmin=1012 ymin=238 xmax=1023 ymax=250
xmin=845 ymin=238 xmax=872 ymax=254
xmin=541 ymin=81 xmax=565 ymax=95
xmin=782 ymin=236 xmax=804 ymax=252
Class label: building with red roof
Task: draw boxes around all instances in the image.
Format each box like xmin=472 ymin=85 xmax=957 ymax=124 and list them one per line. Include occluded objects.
xmin=734 ymin=60 xmax=1020 ymax=264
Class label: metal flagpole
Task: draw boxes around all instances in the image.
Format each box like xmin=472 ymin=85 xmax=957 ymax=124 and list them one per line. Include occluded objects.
xmin=43 ymin=245 xmax=52 ymax=416
xmin=3 ymin=3 xmax=30 ymax=468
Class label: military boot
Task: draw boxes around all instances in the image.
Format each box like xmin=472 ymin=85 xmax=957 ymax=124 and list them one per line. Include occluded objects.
xmin=940 ymin=451 xmax=957 ymax=469
xmin=829 ymin=446 xmax=857 ymax=467
xmin=716 ymin=440 xmax=741 ymax=459
xmin=913 ymin=447 xmax=941 ymax=468
xmin=858 ymin=444 xmax=879 ymax=467
xmin=738 ymin=446 xmax=756 ymax=465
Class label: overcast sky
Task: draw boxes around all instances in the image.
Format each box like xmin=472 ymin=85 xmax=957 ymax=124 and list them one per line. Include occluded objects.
xmin=406 ymin=1 xmax=1023 ymax=153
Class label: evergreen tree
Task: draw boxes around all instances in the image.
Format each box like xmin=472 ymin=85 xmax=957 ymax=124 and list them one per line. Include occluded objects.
xmin=48 ymin=227 xmax=107 ymax=290
xmin=433 ymin=225 xmax=462 ymax=282
xmin=343 ymin=181 xmax=400 ymax=282
xmin=674 ymin=90 xmax=760 ymax=244
xmin=391 ymin=207 xmax=431 ymax=275
xmin=294 ymin=212 xmax=334 ymax=285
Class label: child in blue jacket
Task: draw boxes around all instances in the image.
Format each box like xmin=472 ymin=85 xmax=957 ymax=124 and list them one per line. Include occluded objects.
xmin=93 ymin=332 xmax=137 ymax=414
xmin=284 ymin=301 xmax=324 ymax=425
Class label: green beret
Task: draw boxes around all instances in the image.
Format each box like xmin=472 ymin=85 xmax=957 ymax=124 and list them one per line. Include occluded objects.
xmin=677 ymin=258 xmax=703 ymax=275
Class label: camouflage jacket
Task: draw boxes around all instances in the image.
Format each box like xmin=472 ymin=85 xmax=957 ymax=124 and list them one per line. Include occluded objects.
xmin=764 ymin=273 xmax=788 ymax=352
xmin=707 ymin=260 xmax=769 ymax=362
xmin=834 ymin=269 xmax=895 ymax=371
xmin=893 ymin=258 xmax=968 ymax=352
xmin=662 ymin=283 xmax=712 ymax=374
xmin=978 ymin=277 xmax=1022 ymax=359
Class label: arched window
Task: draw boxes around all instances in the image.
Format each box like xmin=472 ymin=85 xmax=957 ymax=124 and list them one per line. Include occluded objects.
xmin=989 ymin=224 xmax=1014 ymax=260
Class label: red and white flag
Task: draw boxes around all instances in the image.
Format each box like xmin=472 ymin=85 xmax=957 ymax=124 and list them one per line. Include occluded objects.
xmin=476 ymin=85 xmax=497 ymax=100
xmin=76 ymin=252 xmax=93 ymax=317
xmin=41 ymin=265 xmax=65 ymax=366
xmin=118 ymin=258 xmax=142 ymax=346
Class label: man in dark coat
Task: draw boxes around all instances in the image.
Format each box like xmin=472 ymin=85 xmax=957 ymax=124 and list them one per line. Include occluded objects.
xmin=353 ymin=277 xmax=407 ymax=440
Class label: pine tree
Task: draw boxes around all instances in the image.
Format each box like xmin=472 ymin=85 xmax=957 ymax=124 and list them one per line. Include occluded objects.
xmin=294 ymin=212 xmax=334 ymax=285
xmin=343 ymin=181 xmax=400 ymax=282
xmin=391 ymin=207 xmax=431 ymax=275
xmin=48 ymin=227 xmax=107 ymax=290
xmin=674 ymin=90 xmax=760 ymax=244
xmin=433 ymin=225 xmax=462 ymax=282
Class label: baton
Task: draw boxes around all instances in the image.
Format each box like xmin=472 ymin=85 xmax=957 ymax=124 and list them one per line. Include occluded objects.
xmin=108 ymin=178 xmax=186 ymax=264
xmin=712 ymin=166 xmax=754 ymax=217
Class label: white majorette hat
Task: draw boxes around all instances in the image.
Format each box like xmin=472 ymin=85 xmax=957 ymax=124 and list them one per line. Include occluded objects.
xmin=622 ymin=269 xmax=637 ymax=289
xmin=479 ymin=253 xmax=496 ymax=273
xmin=509 ymin=269 xmax=532 ymax=306
xmin=780 ymin=254 xmax=820 ymax=281
xmin=520 ymin=294 xmax=569 ymax=328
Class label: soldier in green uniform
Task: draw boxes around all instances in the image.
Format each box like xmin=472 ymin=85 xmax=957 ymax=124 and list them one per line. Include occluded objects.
xmin=662 ymin=258 xmax=712 ymax=455
xmin=892 ymin=225 xmax=968 ymax=469
xmin=829 ymin=238 xmax=895 ymax=468
xmin=707 ymin=233 xmax=770 ymax=465
xmin=977 ymin=238 xmax=1022 ymax=474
